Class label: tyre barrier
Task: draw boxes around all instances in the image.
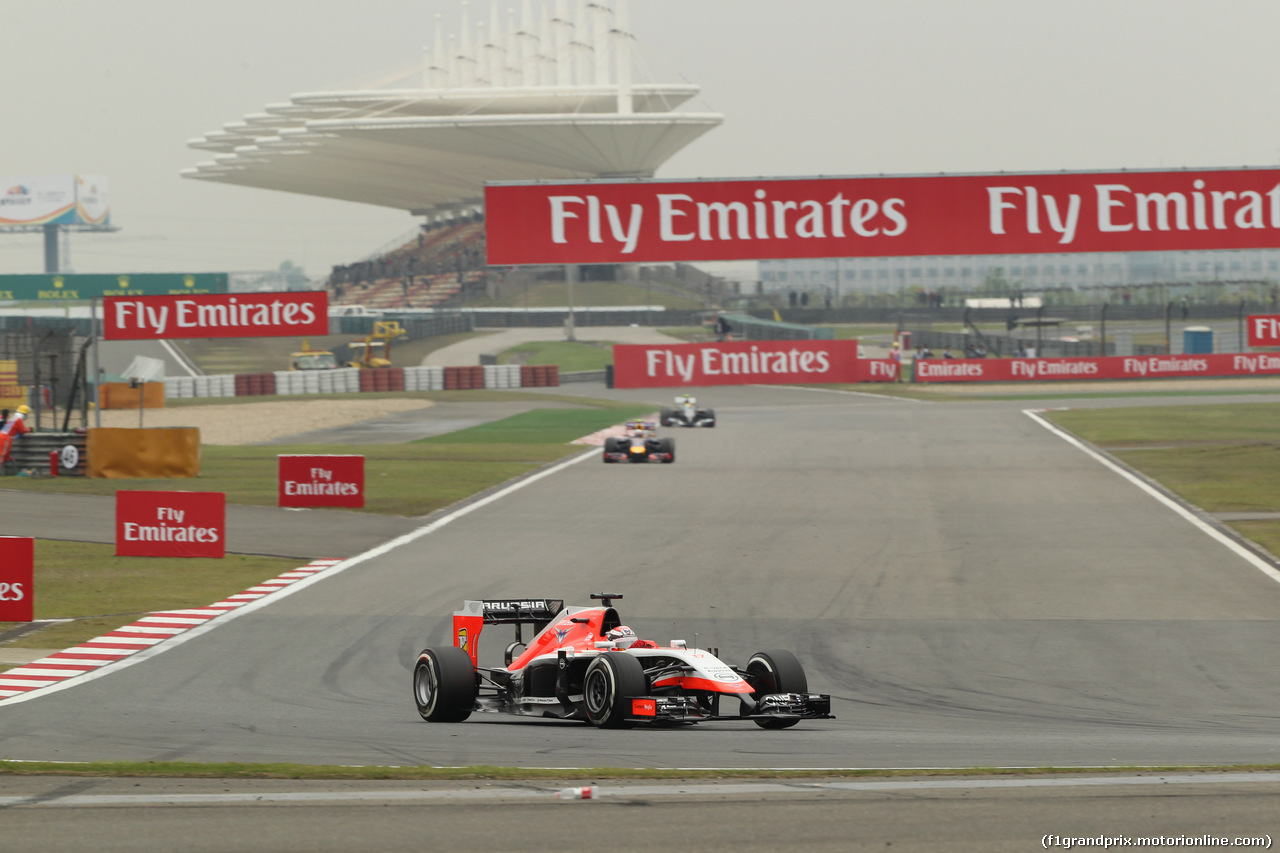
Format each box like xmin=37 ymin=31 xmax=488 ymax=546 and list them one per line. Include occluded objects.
xmin=159 ymin=362 xmax=560 ymax=400
xmin=235 ymin=372 xmax=277 ymax=396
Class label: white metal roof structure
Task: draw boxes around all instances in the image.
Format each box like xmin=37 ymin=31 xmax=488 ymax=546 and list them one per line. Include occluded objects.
xmin=182 ymin=0 xmax=722 ymax=217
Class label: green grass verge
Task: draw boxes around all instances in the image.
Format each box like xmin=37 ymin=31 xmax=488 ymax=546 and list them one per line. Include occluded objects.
xmin=418 ymin=405 xmax=653 ymax=446
xmin=1045 ymin=403 xmax=1280 ymax=515
xmin=0 ymin=396 xmax=654 ymax=513
xmin=1046 ymin=402 xmax=1280 ymax=448
xmin=0 ymin=541 xmax=297 ymax=653
xmin=498 ymin=340 xmax=617 ymax=371
xmin=1 ymin=760 xmax=1276 ymax=781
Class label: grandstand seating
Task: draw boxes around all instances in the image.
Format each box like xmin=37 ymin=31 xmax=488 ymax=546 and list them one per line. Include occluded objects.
xmin=328 ymin=220 xmax=486 ymax=311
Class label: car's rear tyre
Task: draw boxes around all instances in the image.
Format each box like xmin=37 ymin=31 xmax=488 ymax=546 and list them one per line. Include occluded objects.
xmin=660 ymin=437 xmax=675 ymax=462
xmin=583 ymin=653 xmax=646 ymax=728
xmin=413 ymin=646 xmax=477 ymax=722
xmin=746 ymin=649 xmax=807 ymax=729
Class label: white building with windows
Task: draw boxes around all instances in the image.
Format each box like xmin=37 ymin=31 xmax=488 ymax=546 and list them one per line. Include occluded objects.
xmin=759 ymin=249 xmax=1280 ymax=296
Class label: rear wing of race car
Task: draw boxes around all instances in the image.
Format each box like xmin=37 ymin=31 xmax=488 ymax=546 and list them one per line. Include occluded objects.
xmin=452 ymin=598 xmax=565 ymax=666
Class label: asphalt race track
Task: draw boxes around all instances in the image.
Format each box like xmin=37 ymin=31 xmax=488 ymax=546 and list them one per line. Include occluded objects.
xmin=4 ymin=382 xmax=1280 ymax=771
xmin=7 ymin=382 xmax=1280 ymax=850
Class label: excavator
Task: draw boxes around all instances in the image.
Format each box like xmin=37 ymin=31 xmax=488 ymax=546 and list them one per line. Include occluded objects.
xmin=348 ymin=320 xmax=408 ymax=369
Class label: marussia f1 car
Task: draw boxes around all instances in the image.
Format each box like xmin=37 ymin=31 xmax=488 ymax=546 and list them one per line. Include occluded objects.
xmin=602 ymin=420 xmax=674 ymax=463
xmin=412 ymin=594 xmax=833 ymax=728
xmin=660 ymin=394 xmax=716 ymax=428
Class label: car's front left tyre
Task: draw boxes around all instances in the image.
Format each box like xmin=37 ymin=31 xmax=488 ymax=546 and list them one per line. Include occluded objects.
xmin=413 ymin=646 xmax=477 ymax=722
xmin=745 ymin=649 xmax=807 ymax=729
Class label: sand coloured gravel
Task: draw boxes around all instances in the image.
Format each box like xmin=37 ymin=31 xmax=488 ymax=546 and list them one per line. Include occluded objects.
xmin=93 ymin=398 xmax=435 ymax=445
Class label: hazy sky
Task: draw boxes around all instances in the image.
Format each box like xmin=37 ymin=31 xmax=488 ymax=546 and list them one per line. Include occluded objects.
xmin=4 ymin=0 xmax=1280 ymax=279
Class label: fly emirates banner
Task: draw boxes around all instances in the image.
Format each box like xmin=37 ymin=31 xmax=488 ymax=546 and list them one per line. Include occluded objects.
xmin=104 ymin=292 xmax=328 ymax=340
xmin=613 ymin=340 xmax=860 ymax=388
xmin=486 ymin=168 xmax=1280 ymax=264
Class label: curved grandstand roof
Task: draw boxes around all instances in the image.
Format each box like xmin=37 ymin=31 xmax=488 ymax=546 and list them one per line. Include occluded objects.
xmin=182 ymin=0 xmax=722 ymax=216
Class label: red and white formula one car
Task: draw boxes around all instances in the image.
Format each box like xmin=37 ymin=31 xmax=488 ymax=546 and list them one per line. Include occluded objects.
xmin=412 ymin=594 xmax=832 ymax=728
xmin=602 ymin=420 xmax=675 ymax=464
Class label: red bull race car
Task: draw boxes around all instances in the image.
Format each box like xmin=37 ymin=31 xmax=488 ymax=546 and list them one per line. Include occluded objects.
xmin=412 ymin=594 xmax=833 ymax=728
xmin=602 ymin=420 xmax=675 ymax=464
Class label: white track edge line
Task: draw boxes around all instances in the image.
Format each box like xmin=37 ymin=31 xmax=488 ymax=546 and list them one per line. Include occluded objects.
xmin=1024 ymin=408 xmax=1280 ymax=586
xmin=0 ymin=447 xmax=600 ymax=707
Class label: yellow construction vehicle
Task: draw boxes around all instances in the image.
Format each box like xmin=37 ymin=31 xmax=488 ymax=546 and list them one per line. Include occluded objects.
xmin=349 ymin=320 xmax=408 ymax=368
xmin=290 ymin=340 xmax=341 ymax=371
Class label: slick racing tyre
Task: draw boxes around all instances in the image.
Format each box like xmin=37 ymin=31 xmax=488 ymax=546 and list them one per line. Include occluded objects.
xmin=745 ymin=649 xmax=807 ymax=729
xmin=659 ymin=437 xmax=675 ymax=463
xmin=660 ymin=408 xmax=676 ymax=426
xmin=583 ymin=653 xmax=647 ymax=728
xmin=602 ymin=436 xmax=621 ymax=463
xmin=413 ymin=646 xmax=478 ymax=722
xmin=702 ymin=408 xmax=716 ymax=427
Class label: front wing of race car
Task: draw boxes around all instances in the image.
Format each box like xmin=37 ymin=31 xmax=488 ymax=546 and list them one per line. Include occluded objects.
xmin=472 ymin=681 xmax=832 ymax=725
xmin=619 ymin=691 xmax=832 ymax=725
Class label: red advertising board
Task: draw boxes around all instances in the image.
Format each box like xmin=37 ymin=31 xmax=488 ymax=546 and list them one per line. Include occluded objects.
xmin=0 ymin=536 xmax=34 ymax=622
xmin=855 ymin=358 xmax=900 ymax=382
xmin=612 ymin=340 xmax=859 ymax=388
xmin=486 ymin=168 xmax=1280 ymax=265
xmin=278 ymin=455 xmax=364 ymax=508
xmin=103 ymin=292 xmax=328 ymax=341
xmin=913 ymin=353 xmax=1280 ymax=383
xmin=1247 ymin=314 xmax=1280 ymax=347
xmin=116 ymin=491 xmax=226 ymax=558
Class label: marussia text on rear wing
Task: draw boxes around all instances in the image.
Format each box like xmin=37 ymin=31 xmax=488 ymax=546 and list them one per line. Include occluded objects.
xmin=453 ymin=598 xmax=566 ymax=666
xmin=479 ymin=599 xmax=564 ymax=624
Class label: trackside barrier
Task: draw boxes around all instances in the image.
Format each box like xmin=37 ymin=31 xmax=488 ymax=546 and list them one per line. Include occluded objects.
xmin=913 ymin=353 xmax=1280 ymax=383
xmin=161 ymin=363 xmax=557 ymax=399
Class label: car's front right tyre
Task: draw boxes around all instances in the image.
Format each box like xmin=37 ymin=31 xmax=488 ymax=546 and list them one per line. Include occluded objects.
xmin=583 ymin=653 xmax=646 ymax=728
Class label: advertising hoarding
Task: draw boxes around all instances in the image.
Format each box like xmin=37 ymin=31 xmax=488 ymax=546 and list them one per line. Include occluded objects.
xmin=278 ymin=455 xmax=364 ymax=508
xmin=612 ymin=340 xmax=860 ymax=388
xmin=1247 ymin=315 xmax=1280 ymax=347
xmin=913 ymin=353 xmax=1280 ymax=383
xmin=103 ymin=291 xmax=328 ymax=341
xmin=0 ymin=273 xmax=227 ymax=301
xmin=486 ymin=167 xmax=1280 ymax=265
xmin=0 ymin=536 xmax=34 ymax=623
xmin=0 ymin=175 xmax=109 ymax=227
xmin=115 ymin=491 xmax=226 ymax=558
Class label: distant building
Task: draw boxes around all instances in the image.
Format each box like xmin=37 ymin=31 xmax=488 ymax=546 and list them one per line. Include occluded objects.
xmin=758 ymin=249 xmax=1280 ymax=296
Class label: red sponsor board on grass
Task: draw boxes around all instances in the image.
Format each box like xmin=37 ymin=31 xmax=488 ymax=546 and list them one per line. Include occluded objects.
xmin=486 ymin=168 xmax=1280 ymax=265
xmin=914 ymin=353 xmax=1280 ymax=383
xmin=612 ymin=340 xmax=859 ymax=388
xmin=0 ymin=536 xmax=33 ymax=622
xmin=115 ymin=491 xmax=226 ymax=557
xmin=103 ymin=291 xmax=327 ymax=340
xmin=278 ymin=455 xmax=364 ymax=508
